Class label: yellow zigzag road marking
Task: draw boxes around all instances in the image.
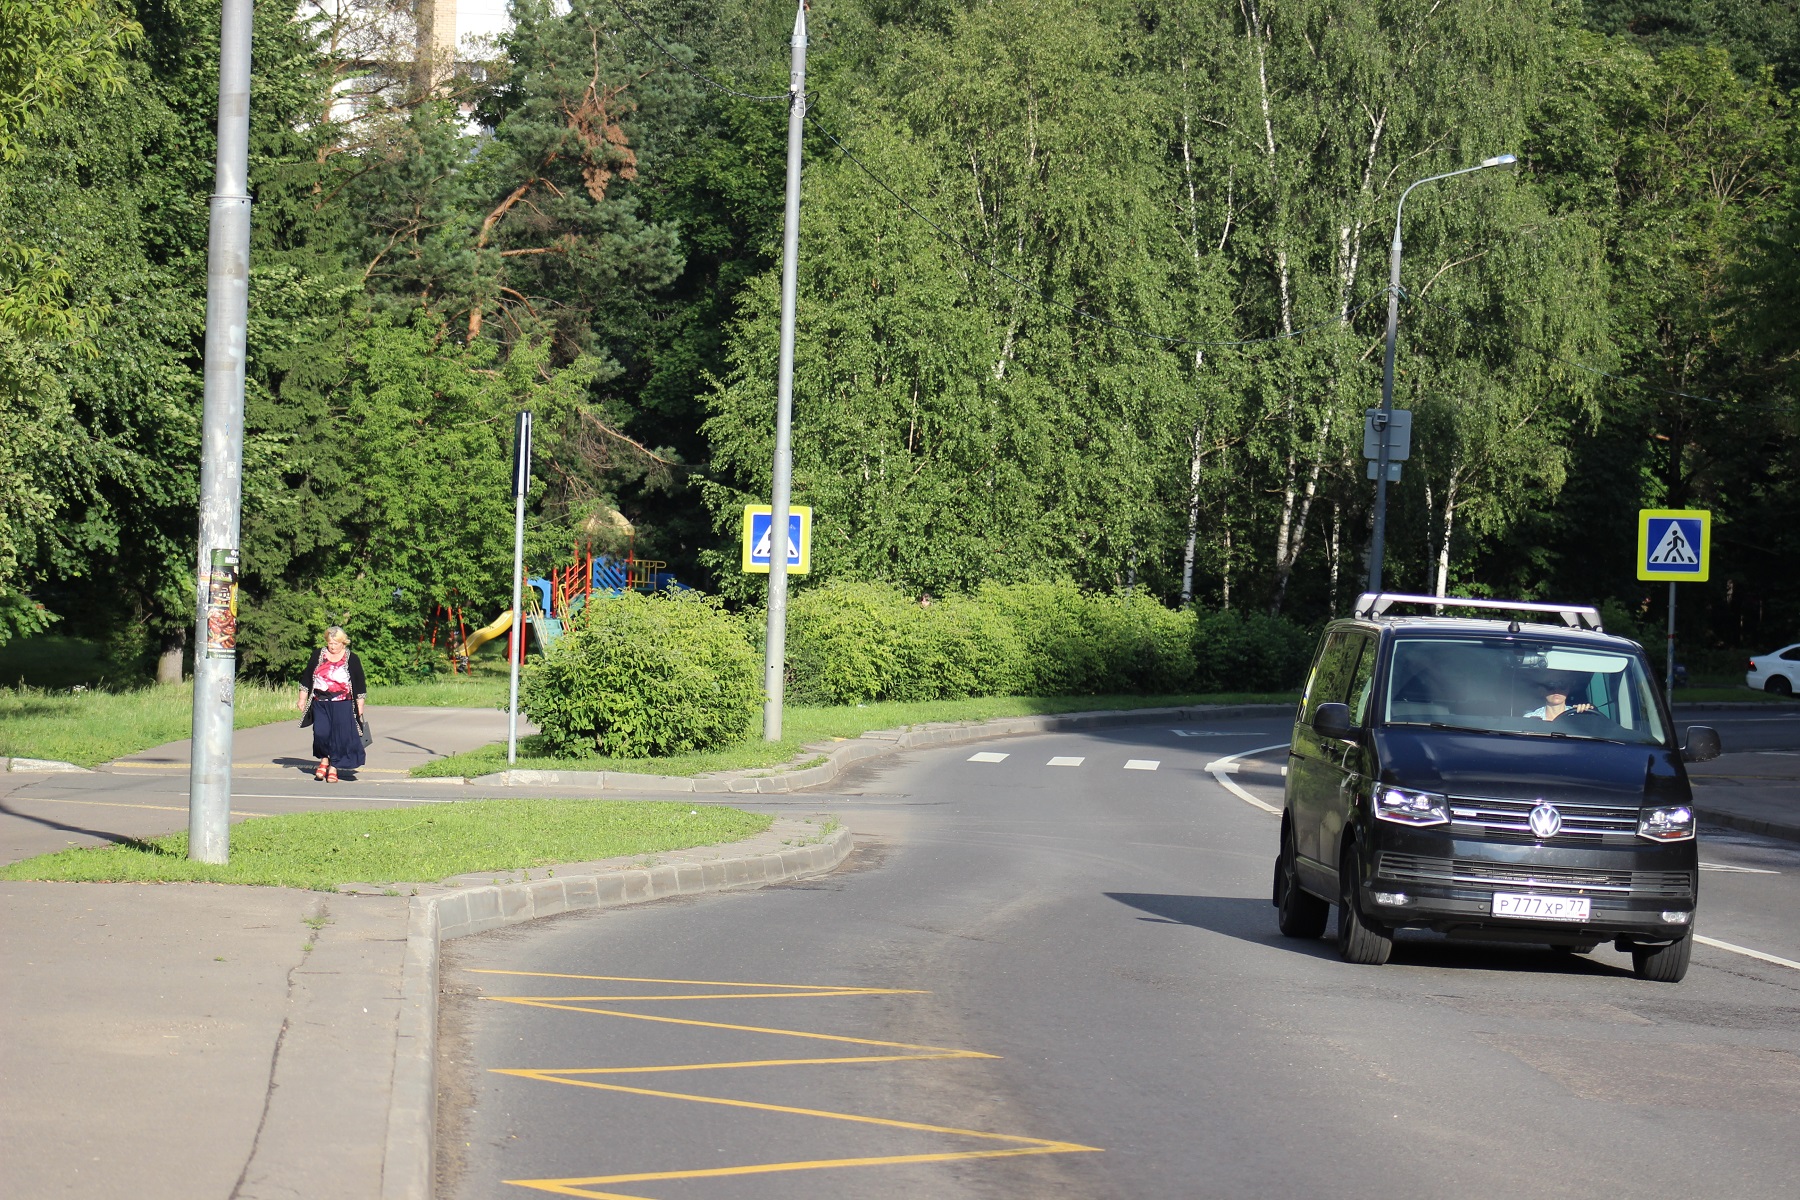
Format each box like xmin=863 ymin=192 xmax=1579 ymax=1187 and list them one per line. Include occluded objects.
xmin=471 ymin=969 xmax=913 ymax=990
xmin=479 ymin=971 xmax=1101 ymax=1197
xmin=514 ymin=1151 xmax=1087 ymax=1194
xmin=485 ymin=996 xmax=994 ymax=1056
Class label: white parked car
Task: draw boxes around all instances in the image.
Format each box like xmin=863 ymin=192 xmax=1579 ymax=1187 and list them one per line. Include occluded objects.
xmin=1746 ymin=644 xmax=1800 ymax=695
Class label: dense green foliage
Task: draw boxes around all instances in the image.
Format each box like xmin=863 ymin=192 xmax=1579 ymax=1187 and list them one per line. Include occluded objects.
xmin=519 ymin=591 xmax=763 ymax=756
xmin=785 ymin=579 xmax=1309 ymax=705
xmin=2 ymin=0 xmax=1796 ymax=688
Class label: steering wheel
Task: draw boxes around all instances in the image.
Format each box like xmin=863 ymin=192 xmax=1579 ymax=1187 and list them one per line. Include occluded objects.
xmin=1555 ymin=707 xmax=1622 ymax=734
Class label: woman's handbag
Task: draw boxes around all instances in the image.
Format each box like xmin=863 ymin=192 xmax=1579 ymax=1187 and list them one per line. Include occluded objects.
xmin=358 ymin=710 xmax=373 ymax=747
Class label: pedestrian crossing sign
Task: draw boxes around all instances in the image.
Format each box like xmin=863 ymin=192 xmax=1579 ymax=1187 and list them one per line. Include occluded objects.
xmin=1637 ymin=509 xmax=1710 ymax=582
xmin=741 ymin=505 xmax=812 ymax=574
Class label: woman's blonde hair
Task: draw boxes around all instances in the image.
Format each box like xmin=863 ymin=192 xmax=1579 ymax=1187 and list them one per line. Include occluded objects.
xmin=324 ymin=625 xmax=349 ymax=648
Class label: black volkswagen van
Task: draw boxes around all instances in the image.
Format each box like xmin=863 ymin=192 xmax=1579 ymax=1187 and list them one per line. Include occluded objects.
xmin=1272 ymin=594 xmax=1720 ymax=982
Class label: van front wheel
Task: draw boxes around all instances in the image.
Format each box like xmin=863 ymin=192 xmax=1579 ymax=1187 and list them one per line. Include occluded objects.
xmin=1337 ymin=843 xmax=1393 ymax=965
xmin=1631 ymin=930 xmax=1693 ymax=982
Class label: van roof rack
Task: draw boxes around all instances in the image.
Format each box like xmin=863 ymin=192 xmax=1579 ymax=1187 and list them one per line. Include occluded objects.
xmin=1352 ymin=592 xmax=1604 ymax=631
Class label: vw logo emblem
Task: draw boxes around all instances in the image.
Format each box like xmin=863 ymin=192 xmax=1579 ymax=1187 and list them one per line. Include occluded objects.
xmin=1528 ymin=802 xmax=1563 ymax=839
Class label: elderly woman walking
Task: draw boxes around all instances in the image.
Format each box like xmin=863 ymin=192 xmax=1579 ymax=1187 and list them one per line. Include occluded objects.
xmin=297 ymin=625 xmax=367 ymax=782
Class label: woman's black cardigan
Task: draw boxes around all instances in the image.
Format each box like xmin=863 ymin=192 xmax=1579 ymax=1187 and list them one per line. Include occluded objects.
xmin=300 ymin=647 xmax=368 ymax=698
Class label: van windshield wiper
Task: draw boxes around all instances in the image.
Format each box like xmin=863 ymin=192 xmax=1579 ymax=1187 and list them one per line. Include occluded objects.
xmin=1424 ymin=721 xmax=1495 ymax=735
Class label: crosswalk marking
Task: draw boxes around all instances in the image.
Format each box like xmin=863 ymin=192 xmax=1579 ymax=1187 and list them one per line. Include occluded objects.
xmin=1123 ymin=760 xmax=1160 ymax=771
xmin=968 ymin=752 xmax=1009 ymax=763
xmin=1046 ymin=756 xmax=1085 ymax=767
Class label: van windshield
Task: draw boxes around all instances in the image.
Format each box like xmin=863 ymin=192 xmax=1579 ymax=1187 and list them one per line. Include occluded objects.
xmin=1382 ymin=636 xmax=1668 ymax=745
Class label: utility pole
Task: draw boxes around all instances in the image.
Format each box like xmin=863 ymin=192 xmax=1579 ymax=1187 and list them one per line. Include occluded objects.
xmin=187 ymin=0 xmax=254 ymax=864
xmin=762 ymin=0 xmax=807 ymax=741
xmin=1367 ymin=153 xmax=1516 ymax=594
xmin=507 ymin=410 xmax=532 ymax=765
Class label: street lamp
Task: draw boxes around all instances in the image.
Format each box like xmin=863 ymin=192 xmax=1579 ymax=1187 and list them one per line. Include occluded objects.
xmin=1366 ymin=153 xmax=1518 ymax=594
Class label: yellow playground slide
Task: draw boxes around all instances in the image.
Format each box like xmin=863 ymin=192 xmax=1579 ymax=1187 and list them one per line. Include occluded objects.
xmin=457 ymin=610 xmax=513 ymax=658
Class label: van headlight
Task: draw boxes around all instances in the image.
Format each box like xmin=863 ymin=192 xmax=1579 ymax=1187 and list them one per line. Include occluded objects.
xmin=1638 ymin=805 xmax=1696 ymax=842
xmin=1373 ymin=787 xmax=1450 ymax=827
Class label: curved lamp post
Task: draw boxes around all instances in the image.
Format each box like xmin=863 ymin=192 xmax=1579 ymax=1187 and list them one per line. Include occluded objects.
xmin=1367 ymin=153 xmax=1518 ymax=593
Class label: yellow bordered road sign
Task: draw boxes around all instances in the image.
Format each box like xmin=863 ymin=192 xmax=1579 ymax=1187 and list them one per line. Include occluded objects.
xmin=741 ymin=505 xmax=812 ymax=574
xmin=1637 ymin=509 xmax=1710 ymax=582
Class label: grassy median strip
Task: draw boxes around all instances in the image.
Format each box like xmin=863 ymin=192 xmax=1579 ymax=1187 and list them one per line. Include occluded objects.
xmin=0 ymin=799 xmax=773 ymax=890
xmin=414 ymin=691 xmax=1301 ymax=780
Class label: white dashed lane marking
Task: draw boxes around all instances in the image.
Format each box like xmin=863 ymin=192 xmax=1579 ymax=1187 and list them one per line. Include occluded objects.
xmin=1123 ymin=760 xmax=1160 ymax=771
xmin=968 ymin=752 xmax=1010 ymax=763
xmin=1047 ymin=757 xmax=1085 ymax=767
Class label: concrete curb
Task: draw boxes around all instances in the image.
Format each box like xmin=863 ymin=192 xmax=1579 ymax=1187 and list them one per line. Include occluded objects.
xmin=377 ymin=820 xmax=853 ymax=1200
xmin=1702 ymin=813 xmax=1800 ymax=845
xmin=2 ymin=756 xmax=89 ymax=773
xmin=463 ymin=703 xmax=1296 ymax=793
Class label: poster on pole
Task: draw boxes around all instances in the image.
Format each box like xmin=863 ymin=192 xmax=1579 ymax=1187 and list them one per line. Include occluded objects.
xmin=203 ymin=548 xmax=240 ymax=658
xmin=1636 ymin=509 xmax=1711 ymax=582
xmin=741 ymin=505 xmax=812 ymax=574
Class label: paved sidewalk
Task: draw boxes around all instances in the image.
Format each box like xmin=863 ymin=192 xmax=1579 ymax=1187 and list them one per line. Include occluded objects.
xmin=0 ymin=882 xmax=409 ymax=1200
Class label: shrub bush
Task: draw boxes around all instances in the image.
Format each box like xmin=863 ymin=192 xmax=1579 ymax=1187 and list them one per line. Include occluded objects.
xmin=1191 ymin=608 xmax=1316 ymax=693
xmin=519 ymin=591 xmax=761 ymax=757
xmin=784 ymin=580 xmax=913 ymax=704
xmin=977 ymin=580 xmax=1111 ymax=694
xmin=784 ymin=580 xmax=1030 ymax=704
xmin=785 ymin=579 xmax=1216 ymax=704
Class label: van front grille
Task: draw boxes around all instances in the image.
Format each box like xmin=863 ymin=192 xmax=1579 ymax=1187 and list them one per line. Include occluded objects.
xmin=1448 ymin=795 xmax=1640 ymax=843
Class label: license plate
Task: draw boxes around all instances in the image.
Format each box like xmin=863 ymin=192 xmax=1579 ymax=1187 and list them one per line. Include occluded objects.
xmin=1492 ymin=892 xmax=1591 ymax=922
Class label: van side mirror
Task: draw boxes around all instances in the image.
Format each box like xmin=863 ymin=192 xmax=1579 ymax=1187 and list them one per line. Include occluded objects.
xmin=1682 ymin=726 xmax=1721 ymax=764
xmin=1313 ymin=702 xmax=1353 ymax=740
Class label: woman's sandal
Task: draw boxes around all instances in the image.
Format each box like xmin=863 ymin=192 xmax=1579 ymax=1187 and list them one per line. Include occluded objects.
xmin=314 ymin=762 xmax=328 ymax=782
xmin=325 ymin=767 xmax=339 ymax=783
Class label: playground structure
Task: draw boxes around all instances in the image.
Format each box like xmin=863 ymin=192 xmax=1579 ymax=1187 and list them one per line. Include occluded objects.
xmin=433 ymin=550 xmax=683 ymax=672
xmin=523 ymin=548 xmax=682 ymax=654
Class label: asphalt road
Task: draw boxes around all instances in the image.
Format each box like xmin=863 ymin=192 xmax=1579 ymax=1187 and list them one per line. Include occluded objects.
xmin=438 ymin=711 xmax=1800 ymax=1200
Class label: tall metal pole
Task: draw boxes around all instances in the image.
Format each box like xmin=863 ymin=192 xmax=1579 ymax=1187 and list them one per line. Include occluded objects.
xmin=1665 ymin=580 xmax=1677 ymax=713
xmin=187 ymin=0 xmax=255 ymax=864
xmin=1366 ymin=154 xmax=1517 ymax=594
xmin=507 ymin=411 xmax=532 ymax=765
xmin=1368 ymin=222 xmax=1404 ymax=594
xmin=762 ymin=1 xmax=808 ymax=742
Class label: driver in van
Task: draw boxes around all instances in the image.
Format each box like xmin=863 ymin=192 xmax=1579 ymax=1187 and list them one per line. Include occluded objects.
xmin=1524 ymin=677 xmax=1596 ymax=722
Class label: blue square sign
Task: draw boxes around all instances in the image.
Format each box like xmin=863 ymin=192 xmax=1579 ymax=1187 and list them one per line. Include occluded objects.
xmin=741 ymin=505 xmax=812 ymax=574
xmin=1637 ymin=509 xmax=1710 ymax=581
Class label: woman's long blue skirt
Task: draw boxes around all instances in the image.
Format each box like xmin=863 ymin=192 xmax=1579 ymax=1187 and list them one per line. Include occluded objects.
xmin=309 ymin=697 xmax=366 ymax=772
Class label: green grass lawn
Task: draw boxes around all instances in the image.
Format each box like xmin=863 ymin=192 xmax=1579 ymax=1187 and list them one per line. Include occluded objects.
xmin=0 ymin=681 xmax=300 ymax=767
xmin=0 ymin=627 xmax=526 ymax=764
xmin=0 ymin=799 xmax=773 ymax=890
xmin=415 ymin=691 xmax=1300 ymax=780
xmin=1675 ymin=686 xmax=1792 ymax=704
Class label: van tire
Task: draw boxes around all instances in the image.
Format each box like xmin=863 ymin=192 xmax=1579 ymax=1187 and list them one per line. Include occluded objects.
xmin=1631 ymin=931 xmax=1693 ymax=982
xmin=1337 ymin=842 xmax=1393 ymax=965
xmin=1276 ymin=826 xmax=1329 ymax=938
